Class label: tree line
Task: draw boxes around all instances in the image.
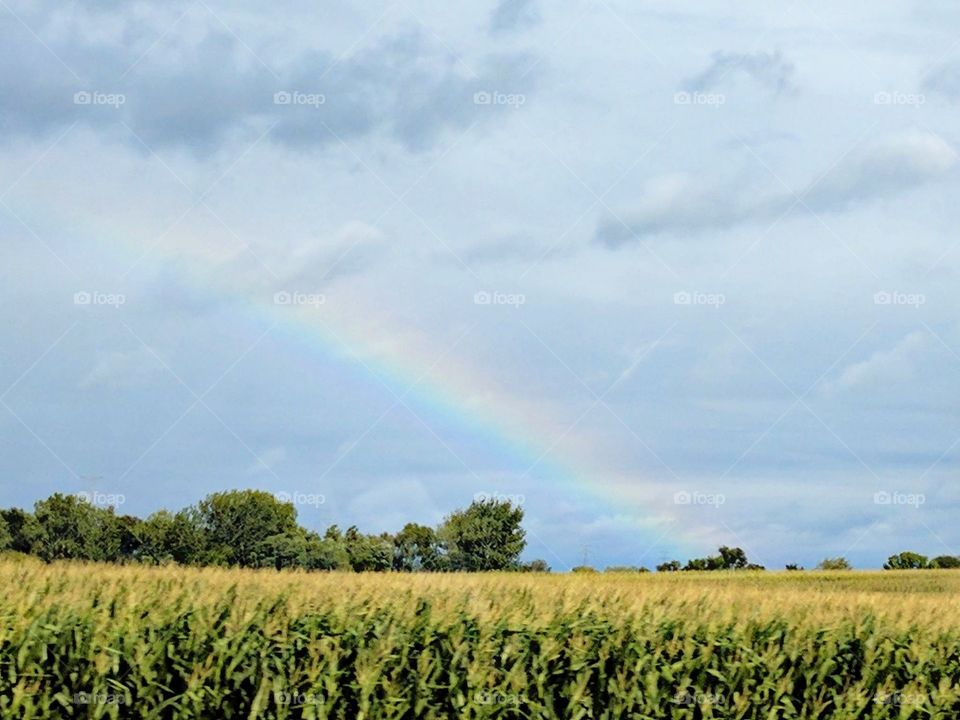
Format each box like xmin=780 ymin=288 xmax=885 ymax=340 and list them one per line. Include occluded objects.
xmin=0 ymin=490 xmax=547 ymax=572
xmin=2 ymin=491 xmax=956 ymax=572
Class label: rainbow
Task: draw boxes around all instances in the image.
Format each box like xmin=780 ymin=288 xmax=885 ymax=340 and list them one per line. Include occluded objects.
xmin=18 ymin=199 xmax=689 ymax=563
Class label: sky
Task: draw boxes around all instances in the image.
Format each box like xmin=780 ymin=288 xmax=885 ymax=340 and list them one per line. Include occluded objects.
xmin=1 ymin=0 xmax=958 ymax=570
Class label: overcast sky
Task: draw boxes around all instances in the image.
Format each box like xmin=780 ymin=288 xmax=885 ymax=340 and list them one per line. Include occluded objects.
xmin=2 ymin=0 xmax=959 ymax=569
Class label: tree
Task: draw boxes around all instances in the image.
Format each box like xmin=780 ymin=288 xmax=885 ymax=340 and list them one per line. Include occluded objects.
xmin=718 ymin=546 xmax=748 ymax=569
xmin=110 ymin=514 xmax=144 ymax=561
xmin=883 ymin=551 xmax=928 ymax=570
xmin=139 ymin=509 xmax=208 ymax=565
xmin=0 ymin=513 xmax=9 ymax=551
xmin=571 ymin=565 xmax=597 ymax=573
xmin=681 ymin=547 xmax=756 ymax=571
xmin=604 ymin=566 xmax=648 ymax=573
xmin=521 ymin=559 xmax=551 ymax=572
xmin=930 ymin=555 xmax=960 ymax=569
xmin=817 ymin=557 xmax=852 ymax=570
xmin=343 ymin=527 xmax=392 ymax=571
xmin=656 ymin=560 xmax=681 ymax=572
xmin=438 ymin=499 xmax=525 ymax=571
xmin=32 ymin=493 xmax=118 ymax=561
xmin=785 ymin=564 xmax=803 ymax=571
xmin=195 ymin=490 xmax=299 ymax=567
xmin=300 ymin=531 xmax=349 ymax=570
xmin=393 ymin=523 xmax=444 ymax=571
xmin=0 ymin=509 xmax=42 ymax=554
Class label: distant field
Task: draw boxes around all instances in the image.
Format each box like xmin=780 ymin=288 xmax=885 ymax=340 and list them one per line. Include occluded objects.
xmin=3 ymin=560 xmax=960 ymax=718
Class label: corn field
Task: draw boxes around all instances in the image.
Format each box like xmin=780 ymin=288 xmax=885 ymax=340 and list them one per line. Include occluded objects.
xmin=2 ymin=559 xmax=960 ymax=718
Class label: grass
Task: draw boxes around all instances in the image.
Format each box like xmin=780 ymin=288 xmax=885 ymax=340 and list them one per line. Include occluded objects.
xmin=2 ymin=560 xmax=960 ymax=718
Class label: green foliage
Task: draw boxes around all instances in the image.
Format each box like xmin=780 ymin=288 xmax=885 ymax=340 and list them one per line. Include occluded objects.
xmin=343 ymin=527 xmax=393 ymax=572
xmin=883 ymin=551 xmax=928 ymax=570
xmin=32 ymin=493 xmax=120 ymax=562
xmin=138 ymin=509 xmax=208 ymax=565
xmin=930 ymin=555 xmax=960 ymax=569
xmin=680 ymin=547 xmax=759 ymax=571
xmin=570 ymin=565 xmax=597 ymax=573
xmin=0 ymin=513 xmax=9 ymax=552
xmin=0 ymin=508 xmax=42 ymax=553
xmin=438 ymin=498 xmax=525 ymax=571
xmin=393 ymin=523 xmax=444 ymax=571
xmin=656 ymin=560 xmax=681 ymax=572
xmin=817 ymin=557 xmax=853 ymax=570
xmin=196 ymin=490 xmax=299 ymax=567
xmin=521 ymin=559 xmax=551 ymax=572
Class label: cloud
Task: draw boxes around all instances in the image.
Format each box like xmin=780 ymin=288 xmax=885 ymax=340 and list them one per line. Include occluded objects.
xmin=820 ymin=331 xmax=929 ymax=396
xmin=923 ymin=60 xmax=960 ymax=99
xmin=596 ymin=130 xmax=957 ymax=246
xmin=802 ymin=131 xmax=958 ymax=212
xmin=685 ymin=50 xmax=796 ymax=94
xmin=489 ymin=0 xmax=541 ymax=35
xmin=0 ymin=8 xmax=537 ymax=154
xmin=78 ymin=346 xmax=167 ymax=389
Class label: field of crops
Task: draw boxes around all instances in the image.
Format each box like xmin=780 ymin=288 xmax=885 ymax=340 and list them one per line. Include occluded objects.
xmin=3 ymin=559 xmax=960 ymax=718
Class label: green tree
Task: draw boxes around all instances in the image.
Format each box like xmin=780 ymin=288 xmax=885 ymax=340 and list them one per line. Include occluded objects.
xmin=817 ymin=557 xmax=852 ymax=570
xmin=438 ymin=499 xmax=525 ymax=571
xmin=32 ymin=494 xmax=117 ymax=561
xmin=656 ymin=560 xmax=681 ymax=572
xmin=0 ymin=509 xmax=42 ymax=554
xmin=344 ymin=526 xmax=392 ymax=571
xmin=883 ymin=551 xmax=929 ymax=570
xmin=0 ymin=513 xmax=10 ymax=551
xmin=930 ymin=555 xmax=960 ymax=569
xmin=521 ymin=559 xmax=551 ymax=572
xmin=139 ymin=509 xmax=208 ymax=565
xmin=718 ymin=546 xmax=748 ymax=569
xmin=195 ymin=490 xmax=298 ymax=567
xmin=393 ymin=523 xmax=444 ymax=571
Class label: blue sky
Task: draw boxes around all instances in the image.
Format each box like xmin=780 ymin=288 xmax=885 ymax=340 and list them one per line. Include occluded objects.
xmin=1 ymin=0 xmax=959 ymax=569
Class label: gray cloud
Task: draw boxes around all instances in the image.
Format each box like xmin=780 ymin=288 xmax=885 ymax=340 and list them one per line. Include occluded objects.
xmin=685 ymin=50 xmax=796 ymax=94
xmin=597 ymin=130 xmax=957 ymax=246
xmin=489 ymin=0 xmax=541 ymax=35
xmin=923 ymin=59 xmax=960 ymax=99
xmin=0 ymin=12 xmax=537 ymax=154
